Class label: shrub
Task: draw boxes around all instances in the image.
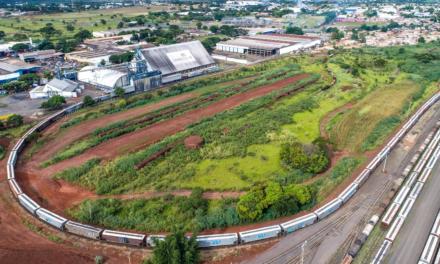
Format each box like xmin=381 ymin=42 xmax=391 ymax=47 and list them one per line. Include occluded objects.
xmin=6 ymin=114 xmax=23 ymax=128
xmin=236 ymin=182 xmax=314 ymax=221
xmin=0 ymin=145 xmax=5 ymax=160
xmin=83 ymin=95 xmax=95 ymax=107
xmin=114 ymin=87 xmax=125 ymax=98
xmin=41 ymin=95 xmax=66 ymax=110
xmin=146 ymin=229 xmax=199 ymax=264
xmin=280 ymin=141 xmax=329 ymax=174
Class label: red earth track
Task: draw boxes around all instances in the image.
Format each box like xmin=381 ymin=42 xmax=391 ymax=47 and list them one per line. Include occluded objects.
xmin=35 ymin=73 xmax=311 ymax=177
xmin=32 ymin=92 xmax=196 ymax=164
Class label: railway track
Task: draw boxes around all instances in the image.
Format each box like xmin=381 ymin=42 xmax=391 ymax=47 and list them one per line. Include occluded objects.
xmin=263 ymin=178 xmax=394 ymax=264
xmin=6 ymin=90 xmax=440 ymax=251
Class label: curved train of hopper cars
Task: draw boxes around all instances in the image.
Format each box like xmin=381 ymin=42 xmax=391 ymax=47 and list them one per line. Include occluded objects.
xmin=5 ymin=93 xmax=440 ymax=249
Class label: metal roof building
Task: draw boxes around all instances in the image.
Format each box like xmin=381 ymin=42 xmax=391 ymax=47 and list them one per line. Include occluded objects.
xmin=138 ymin=41 xmax=217 ymax=83
xmin=77 ymin=66 xmax=132 ymax=93
xmin=66 ymin=49 xmax=125 ymax=66
xmin=29 ymin=79 xmax=83 ymax=99
xmin=216 ymin=34 xmax=322 ymax=57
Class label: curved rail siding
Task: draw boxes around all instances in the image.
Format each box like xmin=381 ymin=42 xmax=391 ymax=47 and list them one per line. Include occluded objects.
xmin=6 ymin=92 xmax=440 ymax=248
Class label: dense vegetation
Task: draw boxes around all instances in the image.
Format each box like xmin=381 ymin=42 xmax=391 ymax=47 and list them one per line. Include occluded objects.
xmin=146 ymin=229 xmax=199 ymax=264
xmin=41 ymin=95 xmax=66 ymax=110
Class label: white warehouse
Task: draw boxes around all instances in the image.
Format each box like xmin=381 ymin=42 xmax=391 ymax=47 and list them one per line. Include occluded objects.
xmin=216 ymin=34 xmax=322 ymax=57
xmin=29 ymin=79 xmax=83 ymax=99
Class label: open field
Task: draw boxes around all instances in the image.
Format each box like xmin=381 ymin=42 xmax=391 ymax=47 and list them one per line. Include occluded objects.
xmin=329 ymin=80 xmax=419 ymax=152
xmin=0 ymin=6 xmax=171 ymax=41
xmin=15 ymin=42 xmax=440 ymax=233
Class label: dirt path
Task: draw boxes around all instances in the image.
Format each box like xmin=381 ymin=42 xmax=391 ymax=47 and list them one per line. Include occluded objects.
xmin=32 ymin=93 xmax=196 ymax=164
xmin=37 ymin=73 xmax=311 ymax=176
xmin=319 ymin=102 xmax=354 ymax=141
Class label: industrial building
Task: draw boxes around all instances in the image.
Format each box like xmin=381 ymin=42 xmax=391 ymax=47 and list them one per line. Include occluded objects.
xmin=65 ymin=49 xmax=126 ymax=65
xmin=77 ymin=66 xmax=133 ymax=93
xmin=215 ymin=34 xmax=322 ymax=57
xmin=92 ymin=25 xmax=156 ymax=38
xmin=75 ymin=41 xmax=216 ymax=93
xmin=138 ymin=41 xmax=217 ymax=83
xmin=29 ymin=78 xmax=83 ymax=99
xmin=0 ymin=59 xmax=41 ymax=84
xmin=18 ymin=49 xmax=64 ymax=63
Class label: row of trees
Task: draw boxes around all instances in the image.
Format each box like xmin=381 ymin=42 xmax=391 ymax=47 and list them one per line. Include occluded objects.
xmin=10 ymin=24 xmax=93 ymax=54
xmin=109 ymin=52 xmax=134 ymax=64
xmin=0 ymin=73 xmax=39 ymax=93
xmin=129 ymin=25 xmax=184 ymax=45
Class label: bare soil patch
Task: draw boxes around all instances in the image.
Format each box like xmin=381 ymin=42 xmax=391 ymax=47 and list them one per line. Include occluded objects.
xmin=32 ymin=93 xmax=196 ymax=164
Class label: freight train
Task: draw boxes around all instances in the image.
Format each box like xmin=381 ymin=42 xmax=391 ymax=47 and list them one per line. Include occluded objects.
xmin=6 ymin=93 xmax=440 ymax=248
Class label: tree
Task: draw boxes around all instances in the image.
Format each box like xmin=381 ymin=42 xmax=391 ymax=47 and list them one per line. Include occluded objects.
xmin=74 ymin=29 xmax=92 ymax=42
xmin=56 ymin=38 xmax=79 ymax=53
xmin=196 ymin=21 xmax=202 ymax=30
xmin=1 ymin=81 xmax=28 ymax=93
xmin=0 ymin=31 xmax=5 ymax=39
xmin=331 ymin=30 xmax=345 ymax=41
xmin=285 ymin=26 xmax=304 ymax=35
xmin=66 ymin=24 xmax=75 ymax=32
xmin=280 ymin=141 xmax=329 ymax=174
xmin=418 ymin=36 xmax=426 ymax=44
xmin=364 ymin=9 xmax=378 ymax=18
xmin=201 ymin=36 xmax=221 ymax=53
xmin=147 ymin=229 xmax=199 ymax=264
xmin=209 ymin=25 xmax=219 ymax=33
xmin=41 ymin=95 xmax=66 ymax=110
xmin=114 ymin=87 xmax=125 ymax=98
xmin=83 ymin=95 xmax=95 ymax=107
xmin=39 ymin=23 xmax=60 ymax=39
xmin=109 ymin=52 xmax=134 ymax=64
xmin=11 ymin=43 xmax=29 ymax=53
xmin=236 ymin=185 xmax=265 ymax=220
xmin=6 ymin=114 xmax=23 ymax=127
xmin=18 ymin=73 xmax=39 ymax=86
xmin=100 ymin=19 xmax=107 ymax=25
xmin=117 ymin=21 xmax=124 ymax=28
xmin=38 ymin=39 xmax=55 ymax=50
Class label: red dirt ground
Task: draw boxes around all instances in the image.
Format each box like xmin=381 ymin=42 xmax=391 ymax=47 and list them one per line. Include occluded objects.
xmin=0 ymin=148 xmax=148 ymax=264
xmin=33 ymin=92 xmax=196 ymax=164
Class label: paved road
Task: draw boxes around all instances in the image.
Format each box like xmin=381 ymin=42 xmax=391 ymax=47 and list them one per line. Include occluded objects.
xmin=243 ymin=102 xmax=440 ymax=264
xmin=386 ymin=144 xmax=440 ymax=263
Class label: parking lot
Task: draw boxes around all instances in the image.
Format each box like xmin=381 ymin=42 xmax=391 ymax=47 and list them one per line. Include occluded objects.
xmin=0 ymin=87 xmax=106 ymax=118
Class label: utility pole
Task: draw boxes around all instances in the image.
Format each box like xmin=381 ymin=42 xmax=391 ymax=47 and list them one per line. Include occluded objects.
xmin=382 ymin=154 xmax=388 ymax=173
xmin=301 ymin=240 xmax=308 ymax=264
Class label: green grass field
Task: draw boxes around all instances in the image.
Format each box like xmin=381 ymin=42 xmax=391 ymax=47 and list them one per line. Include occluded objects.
xmin=0 ymin=6 xmax=169 ymax=41
xmin=329 ymin=80 xmax=420 ymax=152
